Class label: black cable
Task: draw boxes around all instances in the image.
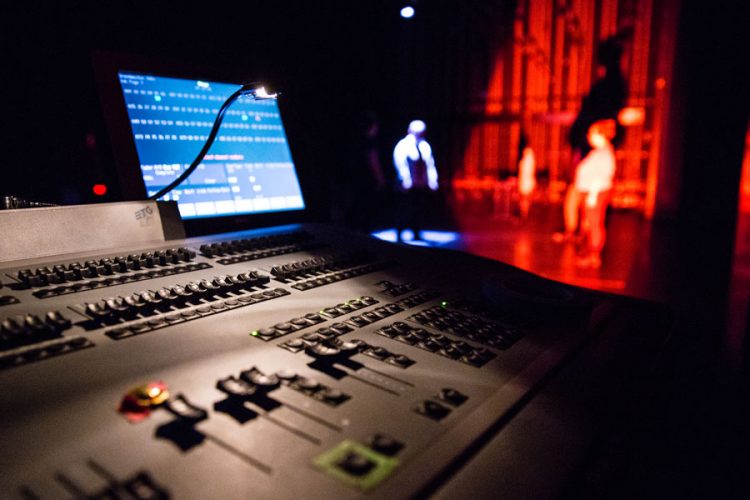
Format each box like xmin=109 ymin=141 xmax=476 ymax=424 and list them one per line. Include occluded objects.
xmin=148 ymin=84 xmax=268 ymax=201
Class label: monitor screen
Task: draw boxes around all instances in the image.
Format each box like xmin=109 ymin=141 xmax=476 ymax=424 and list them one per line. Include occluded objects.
xmin=117 ymin=71 xmax=305 ymax=220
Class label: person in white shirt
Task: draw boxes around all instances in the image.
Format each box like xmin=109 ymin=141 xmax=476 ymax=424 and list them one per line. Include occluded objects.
xmin=573 ymin=119 xmax=617 ymax=268
xmin=516 ymin=133 xmax=536 ymax=219
xmin=393 ymin=120 xmax=438 ymax=241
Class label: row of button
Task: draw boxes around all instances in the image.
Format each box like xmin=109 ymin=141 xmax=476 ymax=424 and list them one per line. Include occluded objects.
xmin=250 ymin=295 xmax=378 ymax=341
xmin=217 ymin=367 xmax=350 ymax=406
xmin=443 ymin=297 xmax=533 ymax=328
xmin=217 ymin=368 xmax=282 ymax=397
xmin=283 ymin=332 xmax=416 ymax=369
xmin=32 ymin=263 xmax=212 ymax=299
xmin=271 ymin=256 xmax=336 ymax=280
xmin=394 ymin=289 xmax=442 ymax=308
xmin=415 ymin=388 xmax=469 ymax=421
xmin=291 ymin=262 xmax=392 ymax=291
xmin=256 ymin=288 xmax=443 ymax=354
xmin=324 ymin=289 xmax=438 ymax=327
xmin=15 ymin=248 xmax=196 ymax=288
xmin=376 ymin=280 xmax=419 ymax=297
xmin=285 ymin=372 xmax=351 ymax=406
xmin=81 ymin=271 xmax=270 ymax=323
xmin=276 ymin=290 xmax=447 ymax=366
xmin=270 ymin=251 xmax=374 ymax=281
xmin=199 ymin=230 xmax=314 ymax=257
xmin=331 ymin=290 xmax=441 ymax=331
xmin=215 ymin=242 xmax=326 ymax=266
xmin=376 ymin=322 xmax=496 ymax=367
xmin=0 ymin=335 xmax=93 ymax=371
xmin=1 ymin=311 xmax=72 ymax=350
xmin=105 ymin=288 xmax=289 ymax=341
xmin=408 ymin=304 xmax=523 ymax=350
xmin=258 ymin=289 xmax=440 ymax=345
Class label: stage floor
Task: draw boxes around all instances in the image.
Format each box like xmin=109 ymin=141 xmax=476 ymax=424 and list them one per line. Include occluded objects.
xmin=451 ymin=205 xmax=652 ymax=297
xmin=371 ymin=202 xmax=655 ymax=299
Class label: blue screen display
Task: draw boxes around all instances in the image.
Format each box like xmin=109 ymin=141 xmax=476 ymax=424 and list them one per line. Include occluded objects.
xmin=118 ymin=71 xmax=305 ymax=219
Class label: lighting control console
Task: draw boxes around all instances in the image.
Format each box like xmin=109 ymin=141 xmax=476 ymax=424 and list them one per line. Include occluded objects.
xmin=0 ymin=221 xmax=667 ymax=499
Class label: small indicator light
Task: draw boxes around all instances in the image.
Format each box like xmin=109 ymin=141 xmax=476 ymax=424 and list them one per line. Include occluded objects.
xmin=92 ymin=184 xmax=108 ymax=196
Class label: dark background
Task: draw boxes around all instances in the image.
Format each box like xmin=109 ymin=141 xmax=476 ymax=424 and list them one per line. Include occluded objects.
xmin=1 ymin=0 xmax=513 ymax=221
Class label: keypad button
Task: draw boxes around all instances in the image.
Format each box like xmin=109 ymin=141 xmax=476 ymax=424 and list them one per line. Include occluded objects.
xmin=369 ymin=433 xmax=404 ymax=456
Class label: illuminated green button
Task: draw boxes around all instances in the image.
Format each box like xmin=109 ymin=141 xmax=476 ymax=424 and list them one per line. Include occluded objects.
xmin=313 ymin=440 xmax=398 ymax=491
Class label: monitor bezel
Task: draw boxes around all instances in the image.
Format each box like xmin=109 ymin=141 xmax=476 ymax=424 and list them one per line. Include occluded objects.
xmin=91 ymin=50 xmax=311 ymax=236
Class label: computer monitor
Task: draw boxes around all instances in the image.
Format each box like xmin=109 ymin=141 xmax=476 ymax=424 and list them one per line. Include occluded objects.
xmin=93 ymin=52 xmax=308 ymax=233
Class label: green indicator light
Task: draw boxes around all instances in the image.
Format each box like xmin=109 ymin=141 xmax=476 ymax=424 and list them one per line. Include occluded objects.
xmin=313 ymin=440 xmax=399 ymax=491
xmin=441 ymin=301 xmax=449 ymax=308
xmin=250 ymin=331 xmax=259 ymax=337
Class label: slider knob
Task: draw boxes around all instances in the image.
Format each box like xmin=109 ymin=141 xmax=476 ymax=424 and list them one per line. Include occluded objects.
xmin=140 ymin=252 xmax=156 ymax=267
xmin=156 ymin=287 xmax=178 ymax=303
xmin=138 ymin=291 xmax=164 ymax=310
xmin=45 ymin=311 xmax=71 ymax=329
xmin=199 ymin=279 xmax=220 ymax=294
xmin=270 ymin=265 xmax=286 ymax=278
xmin=105 ymin=297 xmax=131 ymax=317
xmin=85 ymin=302 xmax=111 ymax=319
xmin=251 ymin=270 xmax=270 ymax=285
xmin=171 ymin=284 xmax=193 ymax=302
xmin=186 ymin=282 xmax=205 ymax=296
xmin=234 ymin=273 xmax=253 ymax=287
xmin=305 ymin=342 xmax=342 ymax=359
xmin=216 ymin=376 xmax=256 ymax=398
xmin=212 ymin=276 xmax=233 ymax=290
xmin=337 ymin=339 xmax=364 ymax=357
xmin=24 ymin=314 xmax=53 ymax=336
xmin=166 ymin=394 xmax=208 ymax=422
xmin=1 ymin=318 xmax=24 ymax=337
xmin=123 ymin=294 xmax=147 ymax=313
xmin=240 ymin=369 xmax=280 ymax=392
